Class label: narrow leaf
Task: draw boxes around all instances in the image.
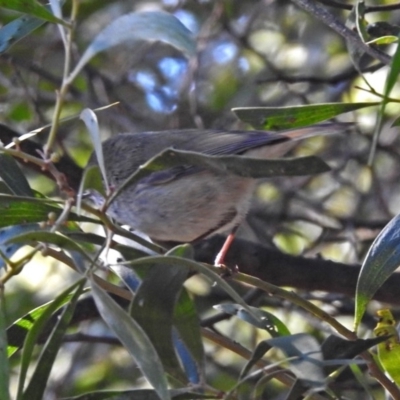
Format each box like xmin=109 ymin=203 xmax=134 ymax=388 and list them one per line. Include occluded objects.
xmin=69 ymin=11 xmax=195 ymax=83
xmin=129 ymin=252 xmax=189 ymax=382
xmin=0 ymin=154 xmax=33 ymax=196
xmin=0 ymin=223 xmax=40 ymax=269
xmin=0 ymin=13 xmax=45 ymax=54
xmin=355 ymin=213 xmax=400 ymax=329
xmin=0 ymin=194 xmax=96 ymax=228
xmin=383 ymin=36 xmax=400 ymax=98
xmin=124 ymin=255 xmax=264 ymax=326
xmin=90 ymin=275 xmax=171 ymax=400
xmin=369 ymin=37 xmax=400 ymax=165
xmin=267 ymin=334 xmax=325 ymax=389
xmin=240 ymin=340 xmax=272 ymax=379
xmin=66 ymin=231 xmax=148 ymax=260
xmin=16 ymin=280 xmax=85 ymax=399
xmin=0 ymin=289 xmax=10 ymax=400
xmin=214 ymin=303 xmax=290 ymax=337
xmin=21 ymin=279 xmax=86 ymax=400
xmin=173 ymin=287 xmax=204 ymax=383
xmin=233 ymin=103 xmax=377 ymax=130
xmin=80 ymin=109 xmax=109 ymax=193
xmin=7 ymin=230 xmax=95 ymax=266
xmin=7 ymin=291 xmax=87 ymax=357
xmin=0 ymin=0 xmax=67 ymax=26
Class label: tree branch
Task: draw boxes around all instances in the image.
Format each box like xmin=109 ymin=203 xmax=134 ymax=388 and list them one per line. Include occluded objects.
xmin=291 ymin=0 xmax=392 ymax=65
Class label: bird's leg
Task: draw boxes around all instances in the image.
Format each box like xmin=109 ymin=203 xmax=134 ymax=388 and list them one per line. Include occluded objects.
xmin=214 ymin=226 xmax=239 ymax=267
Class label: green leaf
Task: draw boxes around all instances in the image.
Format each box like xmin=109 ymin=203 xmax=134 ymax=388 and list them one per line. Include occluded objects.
xmin=240 ymin=334 xmax=325 ymax=389
xmin=124 ymin=255 xmax=264 ymax=326
xmin=233 ymin=103 xmax=377 ymax=130
xmin=129 ymin=247 xmax=190 ymax=382
xmin=0 ymin=223 xmax=41 ymax=269
xmin=0 ymin=290 xmax=10 ymax=400
xmin=7 ymin=290 xmax=88 ymax=357
xmin=15 ymin=280 xmax=86 ymax=399
xmin=0 ymin=0 xmax=67 ymax=26
xmin=69 ymin=11 xmax=195 ymax=83
xmin=369 ymin=36 xmax=400 ymax=165
xmin=0 ymin=13 xmax=45 ymax=53
xmin=7 ymin=230 xmax=94 ymax=264
xmin=355 ymin=213 xmax=400 ymax=330
xmin=214 ymin=303 xmax=290 ymax=337
xmin=173 ymin=287 xmax=204 ymax=378
xmin=240 ymin=340 xmax=273 ymax=379
xmin=0 ymin=194 xmax=97 ymax=228
xmin=366 ymin=35 xmax=398 ymax=45
xmin=90 ymin=275 xmax=171 ymax=400
xmin=116 ymin=245 xmax=203 ymax=383
xmin=267 ymin=334 xmax=325 ymax=389
xmin=21 ymin=279 xmax=86 ymax=400
xmin=66 ymin=231 xmax=148 ymax=260
xmin=0 ymin=154 xmax=33 ymax=196
xmin=80 ymin=109 xmax=109 ymax=193
xmin=383 ymin=37 xmax=400 ymax=99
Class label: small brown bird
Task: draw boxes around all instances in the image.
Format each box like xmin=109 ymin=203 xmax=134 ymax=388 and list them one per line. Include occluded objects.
xmin=90 ymin=124 xmax=343 ymax=262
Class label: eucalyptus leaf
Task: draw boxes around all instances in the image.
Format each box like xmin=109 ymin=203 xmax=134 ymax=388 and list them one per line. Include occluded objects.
xmin=214 ymin=303 xmax=290 ymax=337
xmin=129 ymin=252 xmax=190 ymax=382
xmin=21 ymin=280 xmax=86 ymax=400
xmin=66 ymin=231 xmax=148 ymax=260
xmin=383 ymin=36 xmax=400 ymax=99
xmin=125 ymin=244 xmax=202 ymax=384
xmin=355 ymin=213 xmax=400 ymax=329
xmin=267 ymin=334 xmax=325 ymax=389
xmin=0 ymin=194 xmax=97 ymax=228
xmin=69 ymin=11 xmax=195 ymax=83
xmin=233 ymin=103 xmax=377 ymax=130
xmin=7 ymin=230 xmax=94 ymax=266
xmin=90 ymin=276 xmax=171 ymax=400
xmin=6 ymin=290 xmax=88 ymax=357
xmin=0 ymin=154 xmax=33 ymax=196
xmin=0 ymin=13 xmax=45 ymax=54
xmin=0 ymin=223 xmax=40 ymax=269
xmin=240 ymin=334 xmax=325 ymax=389
xmin=123 ymin=255 xmax=263 ymax=326
xmin=0 ymin=290 xmax=10 ymax=400
xmin=15 ymin=280 xmax=86 ymax=399
xmin=172 ymin=287 xmax=204 ymax=383
xmin=369 ymin=36 xmax=400 ymax=165
xmin=0 ymin=0 xmax=67 ymax=26
xmin=80 ymin=109 xmax=109 ymax=193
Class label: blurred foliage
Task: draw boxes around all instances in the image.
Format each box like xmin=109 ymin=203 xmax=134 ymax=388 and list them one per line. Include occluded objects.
xmin=2 ymin=0 xmax=400 ymax=399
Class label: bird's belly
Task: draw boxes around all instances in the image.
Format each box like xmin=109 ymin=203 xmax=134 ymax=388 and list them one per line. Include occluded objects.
xmin=108 ymin=173 xmax=255 ymax=242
